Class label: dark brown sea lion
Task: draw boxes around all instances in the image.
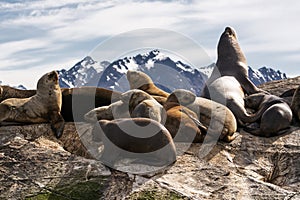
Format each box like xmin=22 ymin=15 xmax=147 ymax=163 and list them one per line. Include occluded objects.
xmin=169 ymin=89 xmax=237 ymax=142
xmin=126 ymin=70 xmax=169 ymax=97
xmin=96 ymin=118 xmax=176 ymax=167
xmin=244 ymin=93 xmax=292 ymax=137
xmin=61 ymin=87 xmax=121 ymax=122
xmin=202 ymin=26 xmax=262 ymax=99
xmin=0 ymin=71 xmax=64 ymax=138
xmin=0 ymin=86 xmax=36 ymax=102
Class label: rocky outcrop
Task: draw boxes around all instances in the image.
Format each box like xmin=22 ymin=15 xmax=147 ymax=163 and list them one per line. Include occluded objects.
xmin=1 ymin=77 xmax=300 ymax=199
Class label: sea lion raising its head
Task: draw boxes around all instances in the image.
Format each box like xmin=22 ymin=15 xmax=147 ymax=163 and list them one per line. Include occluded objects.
xmin=202 ymin=26 xmax=262 ymax=98
xmin=0 ymin=71 xmax=64 ymax=138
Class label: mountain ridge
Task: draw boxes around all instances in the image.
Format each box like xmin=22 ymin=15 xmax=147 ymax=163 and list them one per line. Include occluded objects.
xmin=58 ymin=50 xmax=287 ymax=94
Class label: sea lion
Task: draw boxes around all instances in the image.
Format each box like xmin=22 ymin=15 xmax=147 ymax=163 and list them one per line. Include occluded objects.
xmin=84 ymin=100 xmax=129 ymax=122
xmin=202 ymin=26 xmax=262 ymax=98
xmin=126 ymin=70 xmax=169 ymax=97
xmin=131 ymin=99 xmax=165 ymax=123
xmin=244 ymin=93 xmax=292 ymax=137
xmin=169 ymin=89 xmax=237 ymax=142
xmin=96 ymin=118 xmax=176 ymax=167
xmin=85 ymin=89 xmax=164 ymax=123
xmin=163 ymin=101 xmax=205 ymax=143
xmin=0 ymin=85 xmax=36 ymax=102
xmin=0 ymin=71 xmax=64 ymax=138
xmin=291 ymin=85 xmax=300 ymax=121
xmin=0 ymin=85 xmax=121 ymax=122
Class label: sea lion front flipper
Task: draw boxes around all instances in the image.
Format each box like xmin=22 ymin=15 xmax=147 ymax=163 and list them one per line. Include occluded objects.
xmin=49 ymin=111 xmax=65 ymax=138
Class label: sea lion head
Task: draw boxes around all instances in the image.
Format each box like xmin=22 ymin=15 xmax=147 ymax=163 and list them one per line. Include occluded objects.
xmin=167 ymin=89 xmax=196 ymax=106
xmin=37 ymin=71 xmax=59 ymax=90
xmin=217 ymin=26 xmax=246 ymax=64
xmin=127 ymin=70 xmax=153 ymax=89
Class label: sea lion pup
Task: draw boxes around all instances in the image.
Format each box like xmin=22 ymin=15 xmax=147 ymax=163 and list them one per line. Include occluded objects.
xmin=96 ymin=118 xmax=176 ymax=167
xmin=291 ymin=85 xmax=300 ymax=122
xmin=61 ymin=87 xmax=121 ymax=122
xmin=169 ymin=89 xmax=237 ymax=142
xmin=202 ymin=26 xmax=262 ymax=98
xmin=126 ymin=70 xmax=169 ymax=98
xmin=244 ymin=93 xmax=293 ymax=137
xmin=0 ymin=71 xmax=64 ymax=138
xmin=0 ymin=85 xmax=36 ymax=102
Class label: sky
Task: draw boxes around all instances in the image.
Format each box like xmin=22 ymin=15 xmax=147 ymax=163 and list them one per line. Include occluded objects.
xmin=0 ymin=0 xmax=299 ymax=88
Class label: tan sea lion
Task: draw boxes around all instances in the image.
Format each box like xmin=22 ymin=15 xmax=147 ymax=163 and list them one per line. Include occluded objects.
xmin=244 ymin=93 xmax=292 ymax=137
xmin=169 ymin=89 xmax=237 ymax=142
xmin=96 ymin=118 xmax=176 ymax=167
xmin=202 ymin=26 xmax=262 ymax=98
xmin=0 ymin=71 xmax=64 ymax=138
xmin=126 ymin=70 xmax=169 ymax=97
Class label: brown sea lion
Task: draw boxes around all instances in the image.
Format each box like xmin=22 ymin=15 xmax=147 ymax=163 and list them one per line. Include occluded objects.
xmin=202 ymin=26 xmax=262 ymax=99
xmin=0 ymin=71 xmax=64 ymax=138
xmin=244 ymin=93 xmax=292 ymax=137
xmin=96 ymin=118 xmax=176 ymax=167
xmin=0 ymin=85 xmax=36 ymax=102
xmin=126 ymin=70 xmax=169 ymax=97
xmin=169 ymin=89 xmax=237 ymax=142
xmin=163 ymin=101 xmax=205 ymax=143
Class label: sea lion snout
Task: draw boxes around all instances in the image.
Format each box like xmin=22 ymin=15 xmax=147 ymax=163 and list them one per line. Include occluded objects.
xmin=47 ymin=71 xmax=58 ymax=82
xmin=224 ymin=27 xmax=236 ymax=37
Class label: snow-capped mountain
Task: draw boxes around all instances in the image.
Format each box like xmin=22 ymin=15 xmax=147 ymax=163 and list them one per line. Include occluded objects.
xmin=198 ymin=64 xmax=287 ymax=86
xmin=58 ymin=56 xmax=109 ymax=88
xmin=248 ymin=66 xmax=287 ymax=86
xmin=59 ymin=50 xmax=208 ymax=96
xmin=58 ymin=50 xmax=287 ymax=95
